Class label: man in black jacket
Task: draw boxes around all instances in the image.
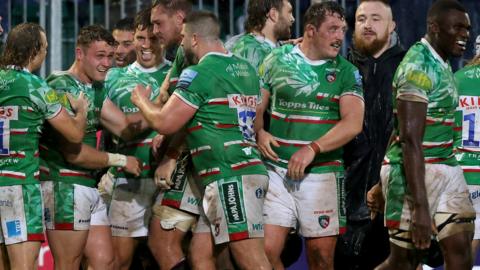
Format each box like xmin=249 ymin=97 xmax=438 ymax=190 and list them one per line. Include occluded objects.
xmin=336 ymin=1 xmax=406 ymax=269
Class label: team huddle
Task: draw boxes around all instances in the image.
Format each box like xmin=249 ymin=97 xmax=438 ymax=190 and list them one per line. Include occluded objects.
xmin=0 ymin=0 xmax=479 ymax=269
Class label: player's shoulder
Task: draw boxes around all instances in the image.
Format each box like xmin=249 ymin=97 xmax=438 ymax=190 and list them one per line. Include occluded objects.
xmin=106 ymin=66 xmax=127 ymax=80
xmin=46 ymin=71 xmax=77 ymax=88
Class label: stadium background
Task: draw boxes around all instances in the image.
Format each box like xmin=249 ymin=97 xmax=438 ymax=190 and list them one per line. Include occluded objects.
xmin=0 ymin=0 xmax=479 ymax=269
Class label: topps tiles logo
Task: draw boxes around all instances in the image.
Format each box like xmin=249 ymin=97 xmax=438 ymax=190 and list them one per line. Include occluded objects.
xmin=222 ymin=182 xmax=245 ymax=224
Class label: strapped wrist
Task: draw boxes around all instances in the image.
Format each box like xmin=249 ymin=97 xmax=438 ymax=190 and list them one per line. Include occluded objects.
xmin=107 ymin=153 xmax=127 ymax=167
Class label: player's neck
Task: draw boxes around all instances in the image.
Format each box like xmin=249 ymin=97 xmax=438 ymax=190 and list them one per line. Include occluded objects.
xmin=425 ymin=34 xmax=448 ymax=61
xmin=197 ymin=42 xmax=228 ymax=62
xmin=299 ymin=40 xmax=330 ymax=61
xmin=68 ymin=62 xmax=92 ymax=84
xmin=255 ymin=25 xmax=277 ymax=44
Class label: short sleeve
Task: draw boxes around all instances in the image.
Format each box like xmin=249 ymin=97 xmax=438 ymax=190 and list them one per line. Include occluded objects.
xmin=172 ymin=68 xmax=204 ymax=109
xmin=31 ymin=81 xmax=62 ymax=119
xmin=394 ymin=64 xmax=432 ymax=103
xmin=340 ymin=65 xmax=364 ymax=101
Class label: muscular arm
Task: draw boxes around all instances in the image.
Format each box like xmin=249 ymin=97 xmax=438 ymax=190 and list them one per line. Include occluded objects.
xmin=100 ymin=98 xmax=150 ymax=141
xmin=131 ymin=86 xmax=197 ymax=135
xmin=48 ymin=107 xmax=86 ymax=144
xmin=59 ymin=139 xmax=108 ymax=169
xmin=312 ymin=95 xmax=364 ymax=152
xmin=287 ymin=95 xmax=364 ymax=180
xmin=397 ymin=99 xmax=431 ymax=249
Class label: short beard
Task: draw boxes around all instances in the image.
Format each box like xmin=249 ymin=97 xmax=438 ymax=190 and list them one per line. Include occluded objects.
xmin=273 ymin=18 xmax=291 ymax=41
xmin=353 ymin=29 xmax=390 ymax=57
xmin=184 ymin=47 xmax=198 ymax=65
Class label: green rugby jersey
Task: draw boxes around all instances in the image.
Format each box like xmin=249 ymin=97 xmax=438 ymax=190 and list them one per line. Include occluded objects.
xmin=173 ymin=52 xmax=267 ymax=186
xmin=105 ymin=61 xmax=170 ymax=178
xmin=40 ymin=72 xmax=104 ymax=187
xmin=228 ymin=33 xmax=275 ymax=73
xmin=0 ymin=67 xmax=62 ymax=186
xmin=454 ymin=64 xmax=480 ymax=184
xmin=168 ymin=46 xmax=189 ymax=94
xmin=259 ymin=44 xmax=363 ymax=173
xmin=385 ymin=39 xmax=458 ymax=166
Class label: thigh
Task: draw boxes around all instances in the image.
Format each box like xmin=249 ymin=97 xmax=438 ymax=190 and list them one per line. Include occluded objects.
xmin=202 ymin=175 xmax=268 ymax=245
xmin=467 ymin=184 xmax=480 ymax=239
xmin=0 ymin=184 xmax=44 ymax=245
xmin=295 ymin=171 xmax=345 ymax=237
xmin=47 ymin=229 xmax=89 ymax=259
xmin=109 ymin=178 xmax=156 ymax=237
xmin=263 ymin=166 xmax=297 ymax=228
xmin=43 ymin=181 xmax=97 ymax=231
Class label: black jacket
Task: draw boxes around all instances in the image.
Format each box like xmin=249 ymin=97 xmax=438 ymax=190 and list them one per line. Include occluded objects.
xmin=343 ymin=41 xmax=406 ymax=221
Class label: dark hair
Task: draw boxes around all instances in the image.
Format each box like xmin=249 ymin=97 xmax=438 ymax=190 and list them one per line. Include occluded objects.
xmin=303 ymin=2 xmax=345 ymax=31
xmin=427 ymin=0 xmax=466 ymax=23
xmin=360 ymin=0 xmax=390 ymax=5
xmin=113 ymin=17 xmax=135 ymax=32
xmin=184 ymin=11 xmax=220 ymax=39
xmin=0 ymin=23 xmax=45 ymax=68
xmin=135 ymin=8 xmax=153 ymax=31
xmin=152 ymin=0 xmax=192 ymax=15
xmin=77 ymin=24 xmax=117 ymax=48
xmin=244 ymin=0 xmax=285 ymax=33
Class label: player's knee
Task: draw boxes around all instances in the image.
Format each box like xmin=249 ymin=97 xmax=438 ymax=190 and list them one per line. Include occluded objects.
xmin=306 ymin=245 xmax=334 ymax=269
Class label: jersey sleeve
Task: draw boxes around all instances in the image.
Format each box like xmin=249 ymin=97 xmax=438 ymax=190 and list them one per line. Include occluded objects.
xmin=340 ymin=65 xmax=364 ymax=101
xmin=394 ymin=62 xmax=432 ymax=103
xmin=31 ymin=80 xmax=62 ymax=119
xmin=168 ymin=47 xmax=190 ymax=94
xmin=258 ymin=52 xmax=274 ymax=93
xmin=172 ymin=68 xmax=205 ymax=109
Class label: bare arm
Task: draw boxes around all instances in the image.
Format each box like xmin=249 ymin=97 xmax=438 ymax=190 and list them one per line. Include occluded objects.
xmin=255 ymin=89 xmax=280 ymax=161
xmin=100 ymin=98 xmax=150 ymax=141
xmin=131 ymin=85 xmax=197 ymax=135
xmin=397 ymin=99 xmax=431 ymax=250
xmin=287 ymin=95 xmax=364 ymax=180
xmin=59 ymin=139 xmax=141 ymax=176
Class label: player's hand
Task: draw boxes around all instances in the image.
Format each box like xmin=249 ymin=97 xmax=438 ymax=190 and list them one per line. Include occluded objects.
xmin=152 ymin=134 xmax=165 ymax=160
xmin=367 ymin=183 xmax=384 ymax=219
xmin=257 ymin=129 xmax=279 ymax=161
xmin=411 ymin=204 xmax=432 ymax=250
xmin=131 ymin=84 xmax=152 ymax=108
xmin=67 ymin=91 xmax=88 ymax=116
xmin=98 ymin=172 xmax=114 ymax=196
xmin=154 ymin=157 xmax=177 ymax=190
xmin=123 ymin=155 xmax=142 ymax=177
xmin=287 ymin=145 xmax=315 ymax=180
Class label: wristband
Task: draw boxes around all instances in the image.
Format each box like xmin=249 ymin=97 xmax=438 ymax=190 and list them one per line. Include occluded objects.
xmin=166 ymin=148 xmax=181 ymax=160
xmin=309 ymin=141 xmax=323 ymax=154
xmin=107 ymin=153 xmax=127 ymax=167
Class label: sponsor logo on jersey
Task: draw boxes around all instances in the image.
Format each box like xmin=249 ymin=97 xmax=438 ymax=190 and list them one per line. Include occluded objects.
xmin=226 ymin=63 xmax=251 ymax=77
xmin=0 ymin=106 xmax=18 ymax=120
xmin=0 ymin=79 xmax=15 ymax=91
xmin=353 ymin=70 xmax=362 ymax=87
xmin=177 ymin=69 xmax=198 ymax=89
xmin=222 ymin=182 xmax=245 ymax=224
xmin=318 ymin=215 xmax=330 ymax=229
xmin=6 ymin=220 xmax=21 ymax=237
xmin=45 ymin=89 xmax=60 ymax=104
xmin=459 ymin=95 xmax=480 ymax=108
xmin=121 ymin=106 xmax=140 ymax=113
xmin=405 ymin=70 xmax=432 ymax=90
xmin=326 ymin=72 xmax=336 ymax=83
xmin=227 ymin=94 xmax=258 ymax=109
xmin=187 ymin=196 xmax=201 ymax=206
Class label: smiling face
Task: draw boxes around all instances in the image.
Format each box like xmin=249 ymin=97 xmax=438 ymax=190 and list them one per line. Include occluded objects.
xmin=311 ymin=13 xmax=347 ymax=59
xmin=79 ymin=41 xmax=115 ymax=82
xmin=436 ymin=9 xmax=470 ymax=58
xmin=134 ymin=27 xmax=163 ymax=68
xmin=112 ymin=29 xmax=136 ymax=67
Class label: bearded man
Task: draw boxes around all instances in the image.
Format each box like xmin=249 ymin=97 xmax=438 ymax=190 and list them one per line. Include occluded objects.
xmin=335 ymin=1 xmax=406 ymax=269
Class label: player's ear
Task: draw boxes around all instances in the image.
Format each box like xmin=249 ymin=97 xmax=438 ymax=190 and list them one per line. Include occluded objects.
xmin=267 ymin=7 xmax=279 ymax=23
xmin=75 ymin=46 xmax=84 ymax=60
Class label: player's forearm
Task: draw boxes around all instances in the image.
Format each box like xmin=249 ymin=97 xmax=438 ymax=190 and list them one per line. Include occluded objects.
xmin=61 ymin=143 xmax=109 ymax=169
xmin=312 ymin=118 xmax=362 ymax=153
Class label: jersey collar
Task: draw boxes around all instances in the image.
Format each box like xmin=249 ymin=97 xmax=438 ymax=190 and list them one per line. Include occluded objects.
xmin=420 ymin=38 xmax=449 ymax=69
xmin=199 ymin=51 xmax=233 ymax=64
xmin=251 ymin=33 xmax=276 ymax=49
xmin=292 ymin=45 xmax=328 ymax=66
xmin=6 ymin=65 xmax=29 ymax=73
xmin=130 ymin=60 xmax=169 ymax=73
